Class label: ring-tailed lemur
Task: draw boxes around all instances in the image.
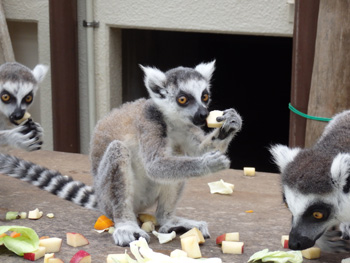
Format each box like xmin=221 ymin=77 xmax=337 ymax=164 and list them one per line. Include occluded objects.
xmin=0 ymin=62 xmax=48 ymax=151
xmin=0 ymin=61 xmax=242 ymax=247
xmin=270 ymin=110 xmax=350 ymax=253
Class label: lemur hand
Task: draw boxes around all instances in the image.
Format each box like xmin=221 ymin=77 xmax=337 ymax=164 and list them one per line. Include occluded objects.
xmin=216 ymin=108 xmax=242 ymax=140
xmin=201 ymin=150 xmax=230 ymax=173
xmin=13 ymin=119 xmax=43 ymax=151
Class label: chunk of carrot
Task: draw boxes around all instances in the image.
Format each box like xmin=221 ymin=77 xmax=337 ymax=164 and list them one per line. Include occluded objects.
xmin=94 ymin=215 xmax=114 ymax=230
xmin=10 ymin=232 xmax=21 ymax=238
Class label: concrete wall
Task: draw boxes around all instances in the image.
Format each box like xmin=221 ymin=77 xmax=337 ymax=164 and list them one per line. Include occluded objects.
xmin=3 ymin=0 xmax=294 ymax=154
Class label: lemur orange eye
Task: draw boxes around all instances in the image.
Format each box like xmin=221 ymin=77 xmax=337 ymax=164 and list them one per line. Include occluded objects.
xmin=313 ymin=212 xmax=323 ymax=219
xmin=177 ymin=96 xmax=188 ymax=105
xmin=25 ymin=95 xmax=33 ymax=103
xmin=1 ymin=94 xmax=10 ymax=102
xmin=202 ymin=93 xmax=209 ymax=102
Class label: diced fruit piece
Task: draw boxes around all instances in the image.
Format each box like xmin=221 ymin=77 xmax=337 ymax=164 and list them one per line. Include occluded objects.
xmin=208 ymin=179 xmax=234 ymax=194
xmin=221 ymin=241 xmax=244 ymax=254
xmin=28 ymin=208 xmax=43 ymax=220
xmin=6 ymin=211 xmax=20 ymax=220
xmin=180 ymin=236 xmax=202 ymax=258
xmin=48 ymin=258 xmax=64 ymax=263
xmin=281 ymin=235 xmax=289 ymax=248
xmin=15 ymin=112 xmax=31 ymax=125
xmin=70 ymin=250 xmax=91 ymax=263
xmin=46 ymin=213 xmax=55 ymax=218
xmin=39 ymin=237 xmax=63 ymax=253
xmin=141 ymin=221 xmax=155 ymax=232
xmin=66 ymin=232 xmax=89 ymax=247
xmin=44 ymin=253 xmax=55 ymax=263
xmin=206 ymin=110 xmax=224 ymax=128
xmin=243 ymin=167 xmax=256 ymax=176
xmin=138 ymin=213 xmax=157 ymax=226
xmin=301 ymin=247 xmax=321 ymax=259
xmin=342 ymin=258 xmax=350 ymax=263
xmin=108 ymin=227 xmax=115 ymax=234
xmin=170 ymin=249 xmax=188 ymax=258
xmin=10 ymin=232 xmax=21 ymax=238
xmin=180 ymin=227 xmax=205 ymax=244
xmin=152 ymin=230 xmax=176 ymax=244
xmin=20 ymin=212 xmax=27 ymax=219
xmin=94 ymin=215 xmax=114 ymax=230
xmin=216 ymin=232 xmax=239 ymax=244
xmin=245 ymin=210 xmax=254 ymax=213
xmin=23 ymin=246 xmax=46 ymax=261
xmin=106 ymin=254 xmax=129 ymax=263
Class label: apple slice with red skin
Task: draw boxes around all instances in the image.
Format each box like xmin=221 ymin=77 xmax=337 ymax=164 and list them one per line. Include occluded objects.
xmin=39 ymin=237 xmax=63 ymax=253
xmin=281 ymin=235 xmax=289 ymax=248
xmin=23 ymin=246 xmax=46 ymax=261
xmin=216 ymin=232 xmax=239 ymax=244
xmin=70 ymin=250 xmax=91 ymax=263
xmin=66 ymin=232 xmax=89 ymax=247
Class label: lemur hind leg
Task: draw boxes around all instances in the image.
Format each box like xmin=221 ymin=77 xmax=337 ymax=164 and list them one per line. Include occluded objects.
xmin=94 ymin=140 xmax=149 ymax=246
xmin=156 ymin=182 xmax=210 ymax=238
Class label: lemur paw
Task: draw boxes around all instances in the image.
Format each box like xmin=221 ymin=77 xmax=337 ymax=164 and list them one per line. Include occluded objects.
xmin=9 ymin=123 xmax=43 ymax=151
xmin=340 ymin=222 xmax=350 ymax=240
xmin=202 ymin=151 xmax=230 ymax=172
xmin=316 ymin=226 xmax=350 ymax=253
xmin=113 ymin=222 xmax=150 ymax=247
xmin=158 ymin=217 xmax=210 ymax=238
xmin=217 ymin=108 xmax=242 ymax=140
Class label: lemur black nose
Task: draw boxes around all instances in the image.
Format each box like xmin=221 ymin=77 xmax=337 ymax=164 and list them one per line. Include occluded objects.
xmin=288 ymin=235 xmax=315 ymax=250
xmin=10 ymin=109 xmax=25 ymax=121
xmin=193 ymin=107 xmax=209 ymax=126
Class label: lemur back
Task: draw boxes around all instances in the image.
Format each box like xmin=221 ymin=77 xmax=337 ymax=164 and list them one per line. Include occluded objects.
xmin=270 ymin=110 xmax=350 ymax=253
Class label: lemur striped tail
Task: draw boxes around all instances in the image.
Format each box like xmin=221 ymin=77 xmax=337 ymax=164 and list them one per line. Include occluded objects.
xmin=0 ymin=153 xmax=97 ymax=209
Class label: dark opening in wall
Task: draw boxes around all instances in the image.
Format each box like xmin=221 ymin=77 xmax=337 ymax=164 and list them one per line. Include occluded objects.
xmin=122 ymin=29 xmax=292 ymax=173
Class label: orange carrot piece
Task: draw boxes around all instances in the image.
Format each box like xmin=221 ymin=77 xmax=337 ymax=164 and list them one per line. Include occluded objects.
xmin=10 ymin=232 xmax=21 ymax=238
xmin=0 ymin=233 xmax=8 ymax=238
xmin=94 ymin=215 xmax=114 ymax=230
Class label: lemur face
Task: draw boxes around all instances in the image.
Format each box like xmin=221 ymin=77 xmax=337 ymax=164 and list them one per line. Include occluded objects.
xmin=141 ymin=61 xmax=215 ymax=127
xmin=0 ymin=62 xmax=48 ymax=124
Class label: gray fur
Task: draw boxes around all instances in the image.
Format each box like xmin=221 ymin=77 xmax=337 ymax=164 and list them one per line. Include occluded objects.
xmin=270 ymin=110 xmax=350 ymax=252
xmin=90 ymin=61 xmax=242 ymax=246
xmin=0 ymin=62 xmax=48 ymax=151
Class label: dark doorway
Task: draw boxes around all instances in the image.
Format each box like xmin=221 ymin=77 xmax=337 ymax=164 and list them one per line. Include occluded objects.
xmin=122 ymin=29 xmax=292 ymax=173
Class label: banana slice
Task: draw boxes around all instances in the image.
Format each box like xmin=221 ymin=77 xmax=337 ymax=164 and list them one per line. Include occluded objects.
xmin=14 ymin=112 xmax=31 ymax=125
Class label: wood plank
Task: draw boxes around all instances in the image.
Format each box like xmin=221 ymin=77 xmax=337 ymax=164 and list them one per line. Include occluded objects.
xmin=0 ymin=0 xmax=15 ymax=64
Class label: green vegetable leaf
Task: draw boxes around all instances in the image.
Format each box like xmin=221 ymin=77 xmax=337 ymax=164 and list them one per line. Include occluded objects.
xmin=248 ymin=249 xmax=303 ymax=263
xmin=0 ymin=225 xmax=39 ymax=256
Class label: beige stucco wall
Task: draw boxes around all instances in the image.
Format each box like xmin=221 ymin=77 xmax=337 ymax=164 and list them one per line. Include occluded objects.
xmin=3 ymin=0 xmax=294 ymax=154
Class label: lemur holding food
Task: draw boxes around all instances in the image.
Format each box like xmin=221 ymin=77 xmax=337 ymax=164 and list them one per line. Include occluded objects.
xmin=0 ymin=62 xmax=47 ymax=151
xmin=270 ymin=110 xmax=350 ymax=253
xmin=0 ymin=61 xmax=242 ymax=246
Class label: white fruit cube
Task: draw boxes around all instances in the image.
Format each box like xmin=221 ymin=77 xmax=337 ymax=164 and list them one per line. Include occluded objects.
xmin=23 ymin=246 xmax=46 ymax=261
xmin=221 ymin=241 xmax=244 ymax=254
xmin=138 ymin=213 xmax=157 ymax=225
xmin=107 ymin=254 xmax=129 ymax=263
xmin=301 ymin=247 xmax=321 ymax=259
xmin=141 ymin=221 xmax=155 ymax=232
xmin=44 ymin=253 xmax=55 ymax=263
xmin=28 ymin=208 xmax=43 ymax=219
xmin=66 ymin=232 xmax=89 ymax=247
xmin=170 ymin=249 xmax=188 ymax=258
xmin=281 ymin=235 xmax=289 ymax=248
xmin=207 ymin=110 xmax=224 ymax=128
xmin=243 ymin=167 xmax=256 ymax=176
xmin=70 ymin=250 xmax=91 ymax=263
xmin=48 ymin=259 xmax=64 ymax=263
xmin=180 ymin=236 xmax=202 ymax=258
xmin=180 ymin=227 xmax=205 ymax=244
xmin=39 ymin=237 xmax=63 ymax=253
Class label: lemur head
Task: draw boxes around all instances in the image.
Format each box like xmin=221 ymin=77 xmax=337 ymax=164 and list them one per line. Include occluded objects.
xmin=0 ymin=62 xmax=48 ymax=124
xmin=270 ymin=145 xmax=350 ymax=250
xmin=140 ymin=61 xmax=215 ymax=126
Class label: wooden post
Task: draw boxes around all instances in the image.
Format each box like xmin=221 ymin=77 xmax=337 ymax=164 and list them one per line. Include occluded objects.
xmin=0 ymin=0 xmax=15 ymax=64
xmin=305 ymin=0 xmax=350 ymax=147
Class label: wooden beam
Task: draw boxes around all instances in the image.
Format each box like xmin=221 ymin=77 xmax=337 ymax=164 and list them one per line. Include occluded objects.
xmin=49 ymin=0 xmax=80 ymax=152
xmin=289 ymin=0 xmax=320 ymax=148
xmin=0 ymin=0 xmax=15 ymax=64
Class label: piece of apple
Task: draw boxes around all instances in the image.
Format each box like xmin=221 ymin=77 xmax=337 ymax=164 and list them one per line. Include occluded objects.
xmin=301 ymin=247 xmax=321 ymax=259
xmin=39 ymin=237 xmax=63 ymax=253
xmin=66 ymin=232 xmax=89 ymax=247
xmin=138 ymin=213 xmax=157 ymax=226
xmin=28 ymin=208 xmax=43 ymax=220
xmin=48 ymin=258 xmax=64 ymax=263
xmin=44 ymin=253 xmax=55 ymax=263
xmin=243 ymin=167 xmax=256 ymax=176
xmin=216 ymin=232 xmax=239 ymax=244
xmin=180 ymin=227 xmax=205 ymax=244
xmin=141 ymin=221 xmax=155 ymax=232
xmin=221 ymin=241 xmax=244 ymax=254
xmin=206 ymin=110 xmax=224 ymax=128
xmin=23 ymin=246 xmax=46 ymax=261
xmin=281 ymin=235 xmax=289 ymax=248
xmin=180 ymin=235 xmax=202 ymax=259
xmin=70 ymin=250 xmax=91 ymax=263
xmin=170 ymin=249 xmax=188 ymax=258
xmin=106 ymin=254 xmax=128 ymax=263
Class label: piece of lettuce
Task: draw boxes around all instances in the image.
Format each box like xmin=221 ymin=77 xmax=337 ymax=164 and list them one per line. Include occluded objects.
xmin=0 ymin=225 xmax=39 ymax=256
xmin=248 ymin=249 xmax=303 ymax=263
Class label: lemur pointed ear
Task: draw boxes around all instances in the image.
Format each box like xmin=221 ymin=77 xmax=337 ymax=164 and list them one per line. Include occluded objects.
xmin=195 ymin=60 xmax=216 ymax=81
xmin=140 ymin=65 xmax=167 ymax=99
xmin=32 ymin=64 xmax=49 ymax=83
xmin=269 ymin=144 xmax=301 ymax=173
xmin=331 ymin=153 xmax=350 ymax=192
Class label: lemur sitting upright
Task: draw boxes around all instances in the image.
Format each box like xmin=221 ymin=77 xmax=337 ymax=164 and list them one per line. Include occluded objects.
xmin=270 ymin=110 xmax=350 ymax=253
xmin=0 ymin=61 xmax=242 ymax=247
xmin=0 ymin=62 xmax=48 ymax=151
